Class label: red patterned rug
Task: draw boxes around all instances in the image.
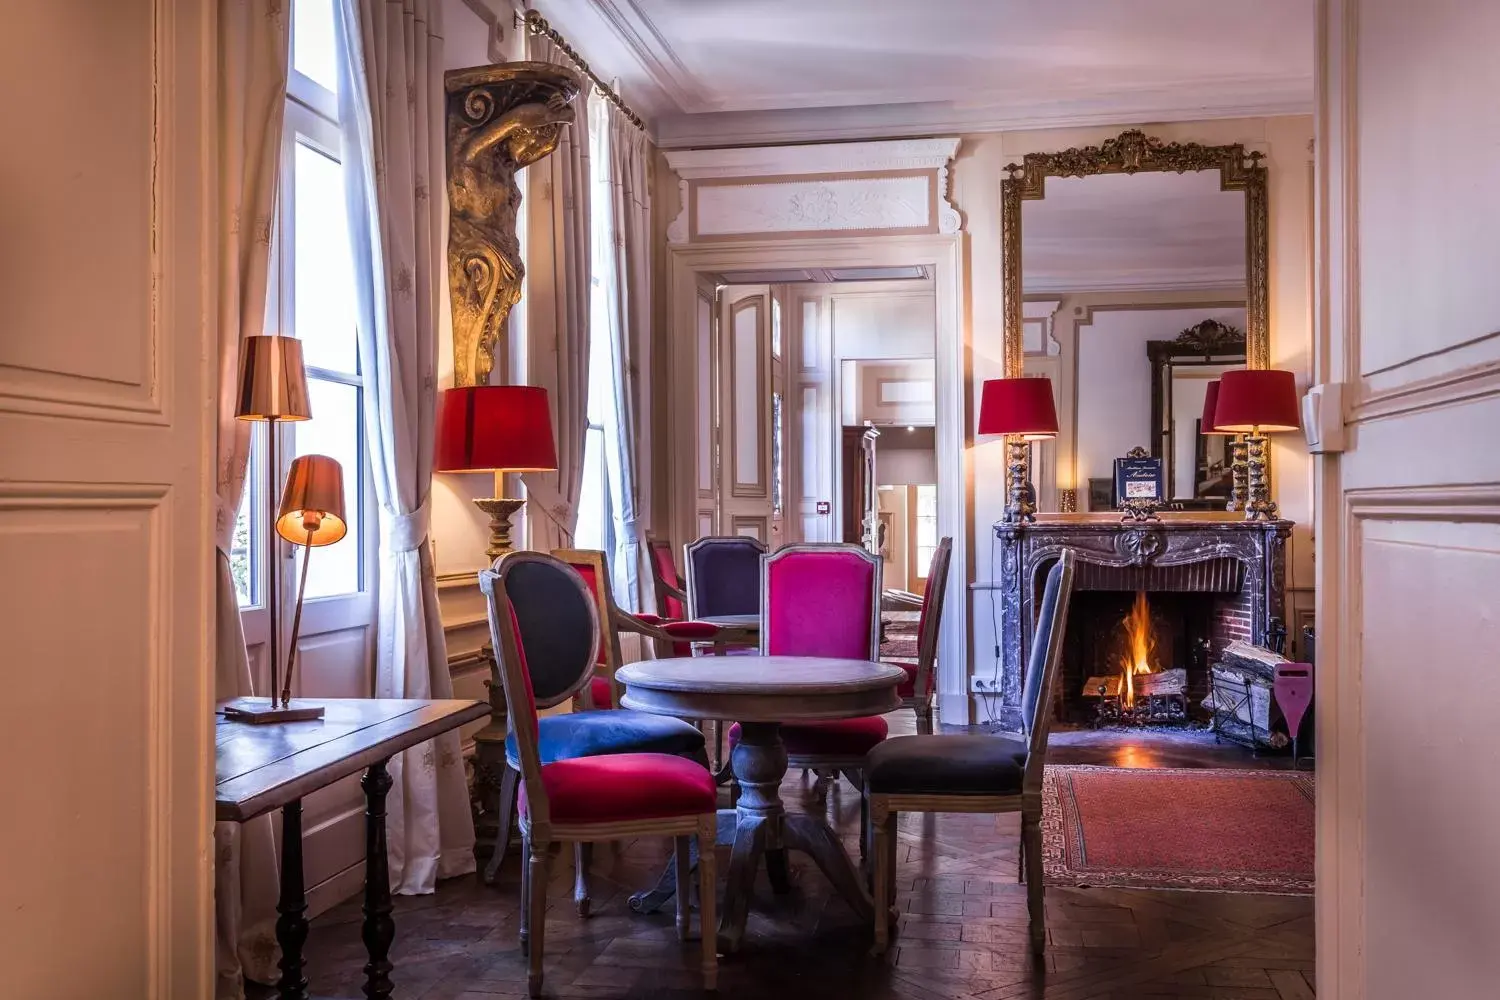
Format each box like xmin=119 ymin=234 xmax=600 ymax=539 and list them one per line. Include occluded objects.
xmin=1042 ymin=765 xmax=1315 ymax=894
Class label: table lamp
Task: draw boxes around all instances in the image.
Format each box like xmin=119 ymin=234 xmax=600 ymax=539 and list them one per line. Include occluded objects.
xmin=978 ymin=377 xmax=1059 ymax=524
xmin=268 ymin=453 xmax=348 ymax=721
xmin=1200 ymin=379 xmax=1248 ymax=512
xmin=1212 ymin=368 xmax=1300 ymax=520
xmin=226 ymin=335 xmax=311 ymax=724
xmin=436 ymin=384 xmax=559 ymax=558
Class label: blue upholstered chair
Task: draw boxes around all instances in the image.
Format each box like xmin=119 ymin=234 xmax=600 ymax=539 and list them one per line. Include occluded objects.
xmin=481 ymin=552 xmax=707 ymax=918
xmin=868 ymin=548 xmax=1077 ymax=956
xmin=683 ymin=535 xmax=766 ymax=630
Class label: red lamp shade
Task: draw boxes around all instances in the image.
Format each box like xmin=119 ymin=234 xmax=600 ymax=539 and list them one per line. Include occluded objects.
xmin=1213 ymin=369 xmax=1301 ymax=434
xmin=977 ymin=377 xmax=1059 ymax=439
xmin=436 ymin=385 xmax=559 ymax=473
xmin=1200 ymin=380 xmax=1234 ymax=435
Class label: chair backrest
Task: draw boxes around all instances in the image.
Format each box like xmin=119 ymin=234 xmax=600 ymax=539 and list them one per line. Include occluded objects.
xmin=551 ymin=548 xmax=624 ymax=707
xmin=480 ymin=554 xmax=596 ymax=828
xmin=684 ymin=535 xmax=767 ymax=619
xmin=645 ymin=533 xmax=685 ymax=620
xmin=761 ymin=543 xmax=882 ymax=660
xmin=480 ymin=551 xmax=600 ymax=711
xmin=911 ymin=537 xmax=954 ymax=698
xmin=1021 ymin=549 xmax=1077 ymax=790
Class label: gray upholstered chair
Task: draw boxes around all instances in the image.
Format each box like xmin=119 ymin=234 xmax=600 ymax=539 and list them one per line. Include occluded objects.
xmin=867 ymin=548 xmax=1077 ymax=956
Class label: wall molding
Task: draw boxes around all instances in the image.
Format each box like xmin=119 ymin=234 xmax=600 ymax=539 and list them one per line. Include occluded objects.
xmin=666 ymin=139 xmax=962 ymax=245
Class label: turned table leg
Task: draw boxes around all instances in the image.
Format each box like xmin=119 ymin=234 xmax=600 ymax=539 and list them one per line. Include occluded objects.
xmin=361 ymin=758 xmax=395 ymax=1000
xmin=275 ymin=799 xmax=310 ymax=1000
xmin=717 ymin=721 xmax=787 ymax=953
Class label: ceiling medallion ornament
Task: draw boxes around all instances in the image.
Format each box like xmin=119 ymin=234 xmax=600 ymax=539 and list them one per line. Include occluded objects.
xmin=444 ymin=63 xmax=582 ymax=388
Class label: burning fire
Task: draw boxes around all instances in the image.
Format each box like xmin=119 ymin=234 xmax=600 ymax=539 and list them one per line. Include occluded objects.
xmin=1119 ymin=590 xmax=1157 ymax=708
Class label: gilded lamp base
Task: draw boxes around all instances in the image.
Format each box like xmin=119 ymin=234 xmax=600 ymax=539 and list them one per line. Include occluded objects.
xmin=474 ymin=497 xmax=526 ymax=560
xmin=1004 ymin=439 xmax=1038 ymax=524
xmin=1243 ymin=435 xmax=1279 ymax=521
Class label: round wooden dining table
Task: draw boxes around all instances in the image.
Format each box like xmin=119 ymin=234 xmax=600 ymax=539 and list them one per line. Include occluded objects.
xmin=616 ymin=655 xmax=904 ymax=953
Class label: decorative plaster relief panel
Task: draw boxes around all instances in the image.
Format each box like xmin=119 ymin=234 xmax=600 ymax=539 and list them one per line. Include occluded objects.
xmin=666 ymin=138 xmax=962 ymax=244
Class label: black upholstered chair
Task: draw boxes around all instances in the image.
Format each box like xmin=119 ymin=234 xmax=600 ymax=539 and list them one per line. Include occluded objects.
xmin=868 ymin=548 xmax=1077 ymax=956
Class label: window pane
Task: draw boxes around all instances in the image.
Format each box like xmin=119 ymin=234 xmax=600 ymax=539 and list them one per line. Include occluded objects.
xmin=295 ymin=379 xmax=362 ymax=599
xmin=915 ymin=483 xmax=938 ymax=577
xmin=771 ymin=296 xmax=782 ymax=359
xmin=231 ymin=439 xmax=258 ymax=607
xmin=575 ymin=426 xmax=608 ymax=552
xmin=293 ymin=142 xmax=359 ymax=374
xmin=772 ymin=392 xmax=783 ymax=517
xmin=293 ymin=0 xmax=339 ymax=94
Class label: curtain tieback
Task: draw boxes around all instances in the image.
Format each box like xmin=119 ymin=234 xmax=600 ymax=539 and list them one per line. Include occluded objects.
xmin=387 ymin=503 xmax=431 ymax=554
xmin=617 ymin=517 xmax=643 ymax=545
xmin=214 ymin=495 xmax=239 ymax=553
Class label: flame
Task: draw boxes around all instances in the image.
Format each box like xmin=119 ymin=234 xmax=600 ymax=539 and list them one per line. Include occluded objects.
xmin=1119 ymin=590 xmax=1157 ymax=708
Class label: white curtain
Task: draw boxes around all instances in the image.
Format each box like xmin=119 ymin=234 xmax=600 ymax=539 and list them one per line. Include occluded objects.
xmin=521 ymin=35 xmax=591 ymax=551
xmin=213 ymin=1 xmax=288 ymax=996
xmin=335 ymin=0 xmax=474 ymax=894
xmin=593 ymin=97 xmax=652 ymax=610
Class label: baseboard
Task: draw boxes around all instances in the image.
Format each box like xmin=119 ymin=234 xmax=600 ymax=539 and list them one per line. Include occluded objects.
xmin=306 ymin=859 xmax=365 ymax=920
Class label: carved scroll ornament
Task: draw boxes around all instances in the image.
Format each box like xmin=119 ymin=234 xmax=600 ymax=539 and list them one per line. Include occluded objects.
xmin=445 ymin=63 xmax=582 ymax=387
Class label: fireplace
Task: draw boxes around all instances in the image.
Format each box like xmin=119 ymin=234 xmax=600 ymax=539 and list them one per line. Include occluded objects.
xmin=992 ymin=515 xmax=1288 ymax=731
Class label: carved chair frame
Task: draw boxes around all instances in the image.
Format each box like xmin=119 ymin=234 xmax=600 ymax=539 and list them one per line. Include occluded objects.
xmin=871 ymin=549 xmax=1076 ymax=957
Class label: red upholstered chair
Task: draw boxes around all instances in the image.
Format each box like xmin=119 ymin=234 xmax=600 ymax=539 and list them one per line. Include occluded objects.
xmin=887 ymin=537 xmax=953 ymax=734
xmin=727 ymin=543 xmax=886 ymax=848
xmin=645 ymin=533 xmax=694 ymax=657
xmin=480 ymin=556 xmax=718 ymax=998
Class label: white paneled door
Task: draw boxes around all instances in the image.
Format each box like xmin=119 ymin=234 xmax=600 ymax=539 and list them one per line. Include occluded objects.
xmin=0 ymin=0 xmax=216 ymax=995
xmin=1318 ymin=2 xmax=1500 ymax=998
xmin=716 ymin=285 xmax=779 ymax=545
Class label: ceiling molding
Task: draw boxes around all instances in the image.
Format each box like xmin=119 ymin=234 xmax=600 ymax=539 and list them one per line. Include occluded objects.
xmin=582 ymin=0 xmax=705 ymax=112
xmin=663 ymin=137 xmax=962 ymax=178
xmin=654 ymin=90 xmax=1313 ymax=149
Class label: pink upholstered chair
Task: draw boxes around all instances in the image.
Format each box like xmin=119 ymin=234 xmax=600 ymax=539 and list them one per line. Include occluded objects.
xmin=887 ymin=537 xmax=953 ymax=735
xmin=727 ymin=543 xmax=886 ymax=850
xmin=480 ymin=555 xmax=719 ymax=998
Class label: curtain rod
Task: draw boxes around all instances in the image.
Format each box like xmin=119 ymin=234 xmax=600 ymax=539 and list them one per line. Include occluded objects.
xmin=519 ymin=9 xmax=648 ymax=133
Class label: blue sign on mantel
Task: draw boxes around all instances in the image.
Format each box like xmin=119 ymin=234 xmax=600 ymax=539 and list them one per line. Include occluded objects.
xmin=1114 ymin=455 xmax=1165 ymax=503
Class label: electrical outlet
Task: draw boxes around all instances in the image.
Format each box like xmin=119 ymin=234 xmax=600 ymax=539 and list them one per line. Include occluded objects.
xmin=970 ymin=677 xmax=1002 ymax=693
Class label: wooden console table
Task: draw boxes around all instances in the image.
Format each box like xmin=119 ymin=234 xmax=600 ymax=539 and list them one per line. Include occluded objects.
xmin=216 ymin=698 xmax=489 ymax=1000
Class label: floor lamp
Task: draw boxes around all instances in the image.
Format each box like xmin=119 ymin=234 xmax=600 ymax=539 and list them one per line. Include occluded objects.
xmin=224 ymin=335 xmax=312 ymax=724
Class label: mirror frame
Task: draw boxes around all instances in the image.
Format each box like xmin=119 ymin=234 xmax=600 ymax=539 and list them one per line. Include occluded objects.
xmin=1148 ymin=319 xmax=1246 ymax=505
xmin=1000 ymin=129 xmax=1269 ymax=378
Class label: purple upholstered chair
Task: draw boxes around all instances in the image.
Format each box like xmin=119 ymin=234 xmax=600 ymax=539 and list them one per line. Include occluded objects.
xmin=683 ymin=535 xmax=766 ymax=628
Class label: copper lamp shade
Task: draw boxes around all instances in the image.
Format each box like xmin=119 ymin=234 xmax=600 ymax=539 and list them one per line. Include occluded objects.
xmin=977 ymin=377 xmax=1059 ymax=439
xmin=1214 ymin=369 xmax=1301 ymax=433
xmin=436 ymin=384 xmax=559 ymax=473
xmin=276 ymin=454 xmax=347 ymax=546
xmin=236 ymin=335 xmax=312 ymax=421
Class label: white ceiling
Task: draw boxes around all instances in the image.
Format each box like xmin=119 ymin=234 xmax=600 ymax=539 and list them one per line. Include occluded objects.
xmin=533 ymin=0 xmax=1314 ymax=146
xmin=1022 ymin=170 xmax=1246 ymax=294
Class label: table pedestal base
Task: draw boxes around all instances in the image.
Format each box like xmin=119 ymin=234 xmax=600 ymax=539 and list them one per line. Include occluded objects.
xmin=627 ymin=722 xmax=872 ymax=952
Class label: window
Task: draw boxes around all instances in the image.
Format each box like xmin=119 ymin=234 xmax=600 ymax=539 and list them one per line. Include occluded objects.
xmin=236 ymin=0 xmax=368 ymax=609
xmin=915 ymin=483 xmax=938 ymax=577
xmin=575 ymin=94 xmax=617 ymax=554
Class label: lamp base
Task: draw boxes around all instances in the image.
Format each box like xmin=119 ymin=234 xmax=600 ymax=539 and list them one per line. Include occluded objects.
xmin=222 ymin=696 xmax=327 ymax=725
xmin=473 ymin=497 xmax=526 ymax=560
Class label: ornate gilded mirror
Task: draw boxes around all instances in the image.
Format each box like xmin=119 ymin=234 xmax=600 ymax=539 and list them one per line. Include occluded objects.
xmin=1000 ymin=129 xmax=1268 ymax=516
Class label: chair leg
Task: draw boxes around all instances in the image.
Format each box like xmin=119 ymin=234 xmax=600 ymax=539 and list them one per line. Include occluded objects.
xmin=1022 ymin=810 xmax=1045 ymax=956
xmin=519 ymin=829 xmax=532 ymax=952
xmin=871 ymin=799 xmax=893 ymax=955
xmin=574 ymin=842 xmax=592 ymax=917
xmin=674 ymin=835 xmax=692 ymax=940
xmin=697 ymin=816 xmax=719 ymax=990
xmin=914 ymin=704 xmax=934 ymax=736
xmin=483 ymin=764 xmax=519 ymax=884
xmin=528 ymin=837 xmax=551 ymax=998
xmin=840 ymin=768 xmax=867 ymax=860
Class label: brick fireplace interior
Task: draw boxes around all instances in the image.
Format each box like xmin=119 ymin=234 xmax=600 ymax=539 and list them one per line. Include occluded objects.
xmin=1046 ymin=556 xmax=1256 ymax=725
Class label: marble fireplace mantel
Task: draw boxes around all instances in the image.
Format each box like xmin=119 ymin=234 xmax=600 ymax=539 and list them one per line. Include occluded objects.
xmin=988 ymin=514 xmax=1290 ymax=730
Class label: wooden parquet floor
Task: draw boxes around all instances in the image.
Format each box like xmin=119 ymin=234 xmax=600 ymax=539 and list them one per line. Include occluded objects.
xmin=274 ymin=725 xmax=1314 ymax=1000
